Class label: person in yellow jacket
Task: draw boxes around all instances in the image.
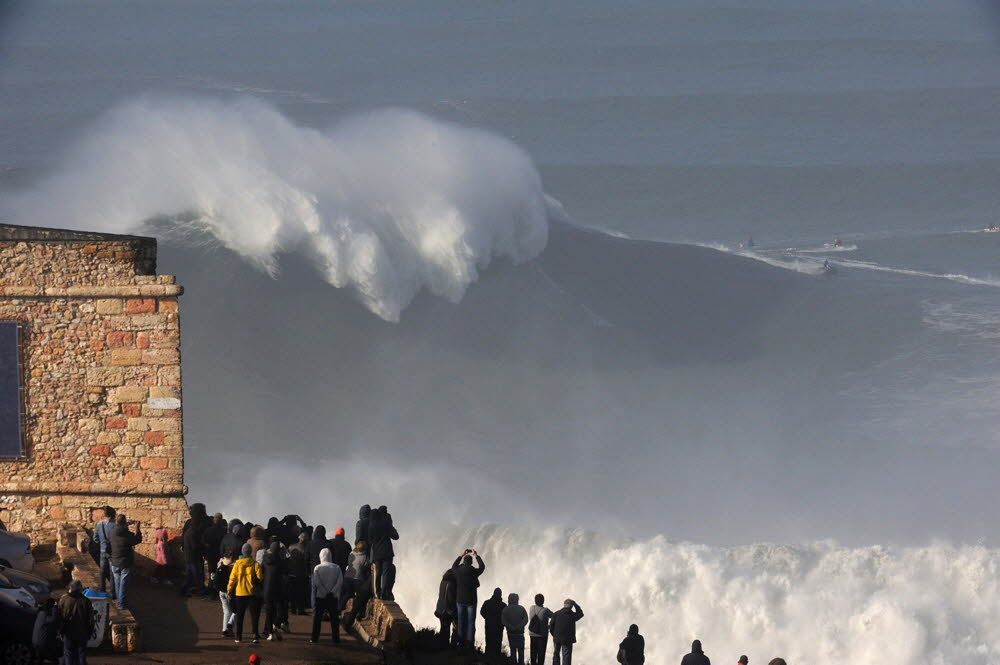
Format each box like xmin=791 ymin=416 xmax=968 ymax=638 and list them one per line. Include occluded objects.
xmin=227 ymin=543 xmax=263 ymax=644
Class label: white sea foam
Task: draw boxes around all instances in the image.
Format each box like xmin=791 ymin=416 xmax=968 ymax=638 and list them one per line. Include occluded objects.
xmin=700 ymin=243 xmax=826 ymax=275
xmin=4 ymin=95 xmax=553 ymax=321
xmin=795 ymin=243 xmax=859 ymax=253
xmin=833 ymin=258 xmax=1000 ymax=288
xmin=200 ymin=456 xmax=1000 ymax=665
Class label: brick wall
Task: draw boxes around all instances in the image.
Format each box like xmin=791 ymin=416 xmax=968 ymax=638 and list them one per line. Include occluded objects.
xmin=0 ymin=227 xmax=189 ymax=562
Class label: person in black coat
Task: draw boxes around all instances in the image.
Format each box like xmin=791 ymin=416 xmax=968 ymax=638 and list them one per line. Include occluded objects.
xmin=202 ymin=513 xmax=226 ymax=593
xmin=355 ymin=505 xmax=371 ymax=551
xmin=434 ymin=569 xmax=457 ymax=647
xmin=109 ymin=514 xmax=142 ymax=610
xmin=451 ymin=549 xmax=485 ymax=648
xmin=681 ymin=639 xmax=711 ymax=665
xmin=307 ymin=525 xmax=331 ymax=572
xmin=329 ymin=528 xmax=352 ymax=573
xmin=368 ymin=506 xmax=399 ymax=599
xmin=619 ymin=624 xmax=645 ymax=665
xmin=549 ymin=599 xmax=584 ymax=665
xmin=261 ymin=542 xmax=288 ymax=640
xmin=180 ymin=504 xmax=209 ymax=597
xmin=480 ymin=587 xmax=506 ymax=657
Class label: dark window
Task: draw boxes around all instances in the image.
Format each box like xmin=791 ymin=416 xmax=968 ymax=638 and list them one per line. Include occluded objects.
xmin=0 ymin=321 xmax=24 ymax=458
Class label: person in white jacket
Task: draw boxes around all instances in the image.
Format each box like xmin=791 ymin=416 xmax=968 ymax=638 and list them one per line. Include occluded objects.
xmin=502 ymin=592 xmax=529 ymax=665
xmin=310 ymin=548 xmax=343 ymax=644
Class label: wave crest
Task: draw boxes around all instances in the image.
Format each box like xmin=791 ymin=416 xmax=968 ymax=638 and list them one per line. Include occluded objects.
xmin=5 ymin=96 xmax=553 ymax=321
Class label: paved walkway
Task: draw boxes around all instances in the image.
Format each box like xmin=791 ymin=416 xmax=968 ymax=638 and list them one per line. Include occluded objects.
xmin=87 ymin=579 xmax=384 ymax=665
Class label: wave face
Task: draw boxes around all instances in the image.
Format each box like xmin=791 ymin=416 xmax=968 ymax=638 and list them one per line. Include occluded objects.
xmin=4 ymin=96 xmax=551 ymax=321
xmin=9 ymin=96 xmax=1000 ymax=665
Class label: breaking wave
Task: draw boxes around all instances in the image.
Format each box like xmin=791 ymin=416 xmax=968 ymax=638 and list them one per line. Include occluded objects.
xmin=397 ymin=526 xmax=1000 ymax=665
xmin=3 ymin=95 xmax=555 ymax=321
xmin=202 ymin=457 xmax=1000 ymax=665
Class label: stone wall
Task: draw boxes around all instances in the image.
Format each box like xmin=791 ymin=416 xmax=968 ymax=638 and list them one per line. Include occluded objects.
xmin=0 ymin=226 xmax=189 ymax=562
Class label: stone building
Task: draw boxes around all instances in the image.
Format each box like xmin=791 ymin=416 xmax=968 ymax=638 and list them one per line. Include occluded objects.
xmin=0 ymin=223 xmax=188 ymax=562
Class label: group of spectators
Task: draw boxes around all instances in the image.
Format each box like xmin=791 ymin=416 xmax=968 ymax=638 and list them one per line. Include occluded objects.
xmin=89 ymin=501 xmax=400 ymax=648
xmin=435 ymin=549 xmax=585 ymax=665
xmin=433 ymin=550 xmax=790 ymax=665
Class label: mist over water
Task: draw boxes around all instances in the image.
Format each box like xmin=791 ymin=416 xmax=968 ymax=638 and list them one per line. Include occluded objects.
xmin=5 ymin=1 xmax=1000 ymax=663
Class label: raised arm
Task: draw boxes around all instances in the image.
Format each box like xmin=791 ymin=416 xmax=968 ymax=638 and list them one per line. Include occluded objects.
xmin=475 ymin=555 xmax=485 ymax=576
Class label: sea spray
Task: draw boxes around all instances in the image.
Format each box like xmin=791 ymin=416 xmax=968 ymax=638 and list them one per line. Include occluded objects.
xmin=3 ymin=95 xmax=553 ymax=321
xmin=201 ymin=456 xmax=1000 ymax=665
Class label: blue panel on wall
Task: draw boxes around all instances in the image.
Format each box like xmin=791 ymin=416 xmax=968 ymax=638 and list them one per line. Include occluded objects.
xmin=0 ymin=322 xmax=23 ymax=457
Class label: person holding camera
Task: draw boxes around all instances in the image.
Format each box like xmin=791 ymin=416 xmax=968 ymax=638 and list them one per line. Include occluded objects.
xmin=109 ymin=515 xmax=142 ymax=610
xmin=451 ymin=548 xmax=486 ymax=648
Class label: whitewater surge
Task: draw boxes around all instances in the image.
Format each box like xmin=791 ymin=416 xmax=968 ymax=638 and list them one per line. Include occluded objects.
xmin=4 ymin=95 xmax=554 ymax=321
xmin=204 ymin=456 xmax=1000 ymax=665
xmin=401 ymin=528 xmax=1000 ymax=665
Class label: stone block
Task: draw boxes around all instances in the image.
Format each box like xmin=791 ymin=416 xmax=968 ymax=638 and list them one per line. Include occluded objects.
xmin=125 ymin=298 xmax=156 ymax=314
xmin=109 ymin=349 xmax=142 ymax=366
xmin=106 ymin=331 xmax=134 ymax=347
xmin=141 ymin=349 xmax=179 ymax=365
xmin=142 ymin=431 xmax=164 ymax=446
xmin=95 ymin=299 xmax=122 ymax=315
xmin=139 ymin=457 xmax=168 ymax=470
xmin=107 ymin=386 xmax=147 ymax=404
xmin=96 ymin=431 xmax=122 ymax=445
xmin=148 ymin=386 xmax=179 ymax=400
xmin=87 ymin=367 xmax=124 ymax=387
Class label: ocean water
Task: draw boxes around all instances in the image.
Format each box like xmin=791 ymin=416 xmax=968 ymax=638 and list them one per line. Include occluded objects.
xmin=3 ymin=1 xmax=1000 ymax=663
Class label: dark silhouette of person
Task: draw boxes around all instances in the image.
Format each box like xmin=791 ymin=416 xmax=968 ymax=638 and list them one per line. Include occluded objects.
xmin=452 ymin=549 xmax=485 ymax=647
xmin=681 ymin=639 xmax=711 ymax=665
xmin=619 ymin=624 xmax=645 ymax=665
xmin=480 ymin=587 xmax=506 ymax=657
xmin=355 ymin=505 xmax=371 ymax=550
xmin=368 ymin=506 xmax=399 ymax=599
xmin=549 ymin=599 xmax=584 ymax=665
xmin=435 ymin=569 xmax=457 ymax=647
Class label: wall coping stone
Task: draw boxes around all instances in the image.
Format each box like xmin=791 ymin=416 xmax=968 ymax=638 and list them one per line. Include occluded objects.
xmin=0 ymin=284 xmax=182 ymax=297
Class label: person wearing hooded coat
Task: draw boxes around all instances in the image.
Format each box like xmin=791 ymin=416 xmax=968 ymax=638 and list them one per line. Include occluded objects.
xmin=262 ymin=542 xmax=288 ymax=641
xmin=502 ymin=592 xmax=529 ymax=665
xmin=227 ymin=543 xmax=263 ymax=644
xmin=343 ymin=540 xmax=372 ymax=624
xmin=247 ymin=525 xmax=268 ymax=561
xmin=57 ymin=580 xmax=95 ymax=665
xmin=451 ymin=549 xmax=485 ymax=648
xmin=310 ymin=548 xmax=344 ymax=644
xmin=180 ymin=505 xmax=208 ymax=597
xmin=618 ymin=625 xmax=645 ymax=665
xmin=434 ymin=569 xmax=457 ymax=647
xmin=307 ymin=525 xmax=331 ymax=572
xmin=681 ymin=640 xmax=711 ymax=665
xmin=355 ymin=505 xmax=371 ymax=551
xmin=549 ymin=599 xmax=584 ymax=665
xmin=221 ymin=522 xmax=245 ymax=558
xmin=368 ymin=506 xmax=399 ymax=599
xmin=480 ymin=588 xmax=506 ymax=657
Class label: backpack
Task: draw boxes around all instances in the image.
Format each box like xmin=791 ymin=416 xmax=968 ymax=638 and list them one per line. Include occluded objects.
xmin=528 ymin=613 xmax=543 ymax=635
